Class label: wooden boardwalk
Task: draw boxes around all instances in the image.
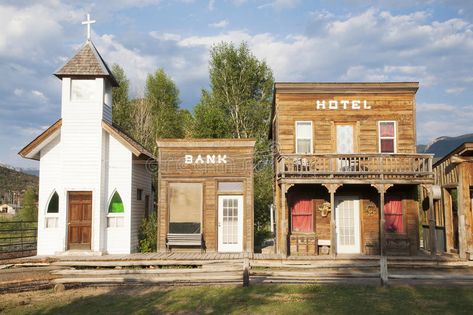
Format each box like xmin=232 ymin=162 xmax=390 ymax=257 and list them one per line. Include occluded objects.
xmin=2 ymin=252 xmax=473 ymax=292
xmin=4 ymin=251 xmax=465 ymax=265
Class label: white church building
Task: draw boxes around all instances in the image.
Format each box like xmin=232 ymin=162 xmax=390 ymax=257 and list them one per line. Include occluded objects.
xmin=19 ymin=17 xmax=155 ymax=255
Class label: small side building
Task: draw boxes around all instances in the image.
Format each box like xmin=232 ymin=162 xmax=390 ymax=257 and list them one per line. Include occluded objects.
xmin=433 ymin=142 xmax=473 ymax=259
xmin=0 ymin=204 xmax=17 ymax=215
xmin=156 ymin=139 xmax=255 ymax=253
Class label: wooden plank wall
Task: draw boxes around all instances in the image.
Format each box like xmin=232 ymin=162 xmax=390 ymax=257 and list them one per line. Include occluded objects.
xmin=285 ymin=184 xmax=419 ymax=256
xmin=274 ymin=92 xmax=417 ymax=154
xmin=434 ymin=157 xmax=459 ymax=186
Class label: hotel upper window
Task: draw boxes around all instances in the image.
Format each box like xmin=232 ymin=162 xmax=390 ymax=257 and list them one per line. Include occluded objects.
xmin=379 ymin=121 xmax=396 ymax=153
xmin=70 ymin=79 xmax=95 ymax=102
xmin=295 ymin=121 xmax=313 ymax=154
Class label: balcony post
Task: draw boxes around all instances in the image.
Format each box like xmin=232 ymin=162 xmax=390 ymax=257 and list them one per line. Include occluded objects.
xmin=371 ymin=184 xmax=393 ymax=256
xmin=323 ymin=183 xmax=342 ymax=257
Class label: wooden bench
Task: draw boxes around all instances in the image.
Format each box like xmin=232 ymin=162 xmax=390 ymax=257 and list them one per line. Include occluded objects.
xmin=166 ymin=233 xmax=204 ymax=252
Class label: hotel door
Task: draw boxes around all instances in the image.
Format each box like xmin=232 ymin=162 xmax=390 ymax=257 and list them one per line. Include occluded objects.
xmin=218 ymin=195 xmax=243 ymax=252
xmin=68 ymin=191 xmax=92 ymax=250
xmin=335 ymin=196 xmax=360 ymax=254
xmin=336 ymin=125 xmax=354 ymax=170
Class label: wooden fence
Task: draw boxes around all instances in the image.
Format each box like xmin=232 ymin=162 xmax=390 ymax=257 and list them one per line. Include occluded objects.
xmin=0 ymin=221 xmax=37 ymax=259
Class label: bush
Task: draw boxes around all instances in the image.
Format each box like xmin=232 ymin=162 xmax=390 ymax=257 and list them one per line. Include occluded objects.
xmin=254 ymin=228 xmax=273 ymax=249
xmin=138 ymin=212 xmax=157 ymax=252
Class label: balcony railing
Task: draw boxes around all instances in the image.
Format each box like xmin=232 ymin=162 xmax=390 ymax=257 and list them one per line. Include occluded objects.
xmin=277 ymin=153 xmax=434 ymax=181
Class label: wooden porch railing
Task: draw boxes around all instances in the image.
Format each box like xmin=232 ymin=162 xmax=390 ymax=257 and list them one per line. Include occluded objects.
xmin=277 ymin=153 xmax=434 ymax=180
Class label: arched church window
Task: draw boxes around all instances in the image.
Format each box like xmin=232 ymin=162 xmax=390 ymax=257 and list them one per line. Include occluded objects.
xmin=45 ymin=191 xmax=59 ymax=228
xmin=47 ymin=191 xmax=59 ymax=213
xmin=107 ymin=191 xmax=124 ymax=228
xmin=108 ymin=191 xmax=124 ymax=213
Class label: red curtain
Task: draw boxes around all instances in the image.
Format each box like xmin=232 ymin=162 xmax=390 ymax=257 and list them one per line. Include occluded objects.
xmin=384 ymin=195 xmax=403 ymax=233
xmin=380 ymin=123 xmax=394 ymax=137
xmin=291 ymin=197 xmax=313 ymax=233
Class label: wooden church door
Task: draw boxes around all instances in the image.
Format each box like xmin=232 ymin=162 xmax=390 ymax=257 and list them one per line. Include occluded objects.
xmin=68 ymin=191 xmax=92 ymax=250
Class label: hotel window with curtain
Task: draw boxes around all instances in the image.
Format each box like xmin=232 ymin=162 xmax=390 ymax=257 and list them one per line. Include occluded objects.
xmin=378 ymin=121 xmax=396 ymax=153
xmin=384 ymin=195 xmax=404 ymax=234
xmin=169 ymin=183 xmax=202 ymax=234
xmin=291 ymin=195 xmax=313 ymax=233
xmin=295 ymin=121 xmax=313 ymax=154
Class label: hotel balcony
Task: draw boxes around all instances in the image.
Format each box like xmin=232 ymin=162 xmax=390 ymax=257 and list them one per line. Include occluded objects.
xmin=276 ymin=153 xmax=435 ymax=184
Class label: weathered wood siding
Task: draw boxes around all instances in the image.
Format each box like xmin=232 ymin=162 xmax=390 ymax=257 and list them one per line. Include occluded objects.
xmin=274 ymin=91 xmax=417 ymax=154
xmin=286 ymin=184 xmax=419 ymax=256
xmin=434 ymin=158 xmax=459 ymax=186
xmin=157 ymin=140 xmax=255 ymax=253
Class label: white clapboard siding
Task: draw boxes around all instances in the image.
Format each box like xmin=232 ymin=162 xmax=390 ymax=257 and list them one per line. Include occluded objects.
xmin=38 ymin=136 xmax=63 ymax=255
xmin=60 ymin=78 xmax=104 ymax=252
xmin=102 ymin=80 xmax=112 ymax=123
xmin=130 ymin=163 xmax=153 ymax=252
xmin=105 ymin=134 xmax=132 ymax=254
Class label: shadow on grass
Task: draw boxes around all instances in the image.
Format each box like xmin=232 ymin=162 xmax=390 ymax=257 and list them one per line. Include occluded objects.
xmin=29 ymin=283 xmax=473 ymax=315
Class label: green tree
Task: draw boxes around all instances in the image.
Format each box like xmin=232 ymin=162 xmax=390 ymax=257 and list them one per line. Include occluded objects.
xmin=207 ymin=42 xmax=274 ymax=139
xmin=145 ymin=69 xmax=184 ymax=142
xmin=179 ymin=108 xmax=195 ymax=138
xmin=111 ymin=64 xmax=132 ymax=132
xmin=192 ymin=42 xmax=275 ymax=244
xmin=18 ymin=186 xmax=37 ymax=222
xmin=193 ymin=90 xmax=232 ymax=138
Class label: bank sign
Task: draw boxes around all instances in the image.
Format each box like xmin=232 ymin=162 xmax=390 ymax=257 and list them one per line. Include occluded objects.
xmin=184 ymin=154 xmax=228 ymax=164
xmin=315 ymin=100 xmax=371 ymax=110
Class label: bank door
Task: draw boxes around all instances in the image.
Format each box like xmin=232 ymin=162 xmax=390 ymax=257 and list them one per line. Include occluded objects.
xmin=336 ymin=125 xmax=354 ymax=170
xmin=218 ymin=195 xmax=244 ymax=252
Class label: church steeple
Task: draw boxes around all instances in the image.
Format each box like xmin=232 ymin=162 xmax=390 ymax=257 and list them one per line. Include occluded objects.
xmin=54 ymin=40 xmax=118 ymax=87
xmin=54 ymin=13 xmax=118 ymax=86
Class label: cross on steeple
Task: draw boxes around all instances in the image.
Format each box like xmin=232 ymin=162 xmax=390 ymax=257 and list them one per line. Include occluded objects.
xmin=82 ymin=13 xmax=96 ymax=41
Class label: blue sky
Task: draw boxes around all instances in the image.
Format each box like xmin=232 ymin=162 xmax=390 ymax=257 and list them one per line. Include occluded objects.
xmin=1 ymin=0 xmax=473 ymax=169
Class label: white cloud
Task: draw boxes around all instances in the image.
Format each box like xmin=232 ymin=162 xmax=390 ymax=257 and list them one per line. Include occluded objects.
xmin=258 ymin=0 xmax=300 ymax=10
xmin=94 ymin=34 xmax=158 ymax=96
xmin=31 ymin=90 xmax=48 ymax=103
xmin=209 ymin=19 xmax=229 ymax=28
xmin=445 ymin=87 xmax=465 ymax=94
xmin=13 ymin=88 xmax=24 ymax=96
xmin=149 ymin=31 xmax=181 ymax=41
xmin=0 ymin=3 xmax=83 ymax=60
xmin=208 ymin=0 xmax=215 ymax=11
xmin=417 ymin=103 xmax=458 ymax=112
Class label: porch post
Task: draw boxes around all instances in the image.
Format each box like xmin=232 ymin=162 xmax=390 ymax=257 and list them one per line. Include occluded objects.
xmin=323 ymin=184 xmax=341 ymax=257
xmin=380 ymin=189 xmax=385 ymax=256
xmin=442 ymin=188 xmax=454 ymax=253
xmin=330 ymin=190 xmax=336 ymax=257
xmin=425 ymin=185 xmax=437 ymax=256
xmin=281 ymin=183 xmax=287 ymax=256
xmin=371 ymin=184 xmax=392 ymax=256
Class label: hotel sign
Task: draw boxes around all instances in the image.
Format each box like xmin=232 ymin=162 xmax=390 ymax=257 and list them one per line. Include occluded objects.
xmin=316 ymin=100 xmax=371 ymax=110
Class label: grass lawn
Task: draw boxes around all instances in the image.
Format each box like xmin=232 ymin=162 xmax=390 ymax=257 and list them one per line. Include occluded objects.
xmin=1 ymin=284 xmax=473 ymax=315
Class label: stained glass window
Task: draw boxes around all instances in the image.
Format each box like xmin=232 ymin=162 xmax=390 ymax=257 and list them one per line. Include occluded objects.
xmin=108 ymin=191 xmax=124 ymax=213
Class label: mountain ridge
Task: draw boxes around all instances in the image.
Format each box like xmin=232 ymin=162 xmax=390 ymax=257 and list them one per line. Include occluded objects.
xmin=417 ymin=133 xmax=473 ymax=158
